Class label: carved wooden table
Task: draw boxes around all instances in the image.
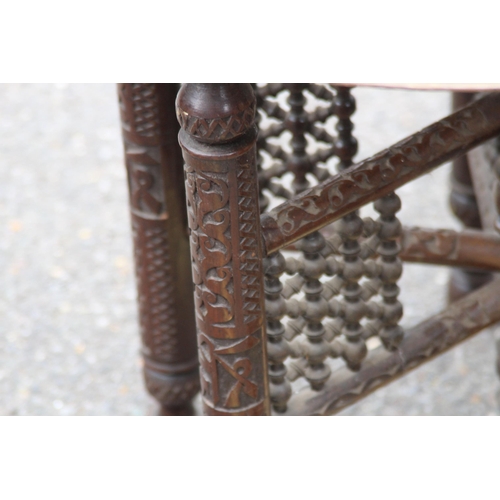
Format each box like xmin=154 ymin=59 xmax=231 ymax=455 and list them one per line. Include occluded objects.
xmin=118 ymin=83 xmax=500 ymax=416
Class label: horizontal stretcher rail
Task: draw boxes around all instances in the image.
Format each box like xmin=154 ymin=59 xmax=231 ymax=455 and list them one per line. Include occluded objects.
xmin=282 ymin=277 xmax=500 ymax=416
xmin=399 ymin=226 xmax=500 ymax=270
xmin=261 ymin=92 xmax=500 ymax=254
xmin=283 ymin=225 xmax=500 ymax=271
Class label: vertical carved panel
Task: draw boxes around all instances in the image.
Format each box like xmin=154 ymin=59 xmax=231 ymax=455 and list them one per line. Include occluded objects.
xmin=119 ymin=84 xmax=199 ymax=414
xmin=178 ymin=84 xmax=270 ymax=415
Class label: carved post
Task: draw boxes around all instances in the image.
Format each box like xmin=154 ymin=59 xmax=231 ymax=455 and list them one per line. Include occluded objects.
xmin=118 ymin=84 xmax=199 ymax=416
xmin=176 ymin=84 xmax=270 ymax=416
xmin=493 ymin=134 xmax=500 ymax=389
xmin=448 ymin=92 xmax=492 ymax=301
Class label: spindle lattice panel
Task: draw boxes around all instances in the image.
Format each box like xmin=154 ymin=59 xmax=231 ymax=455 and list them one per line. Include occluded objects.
xmin=255 ymin=84 xmax=404 ymax=413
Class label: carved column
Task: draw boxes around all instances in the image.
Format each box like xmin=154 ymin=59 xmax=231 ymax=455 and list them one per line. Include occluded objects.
xmin=118 ymin=84 xmax=199 ymax=416
xmin=176 ymin=84 xmax=270 ymax=416
xmin=493 ymin=135 xmax=500 ymax=388
xmin=448 ymin=92 xmax=492 ymax=301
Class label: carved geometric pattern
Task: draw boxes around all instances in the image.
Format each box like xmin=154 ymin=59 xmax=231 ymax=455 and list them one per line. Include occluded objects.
xmin=120 ymin=83 xmax=199 ymax=409
xmin=131 ymin=83 xmax=160 ymax=138
xmin=122 ymin=84 xmax=178 ymax=360
xmin=238 ymin=163 xmax=263 ymax=325
xmin=132 ymin=218 xmax=179 ymax=359
xmin=184 ymin=147 xmax=266 ymax=414
xmin=177 ymin=106 xmax=255 ymax=143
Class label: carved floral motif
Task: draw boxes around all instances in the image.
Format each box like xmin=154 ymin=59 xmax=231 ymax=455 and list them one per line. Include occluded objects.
xmin=182 ymin=126 xmax=268 ymax=414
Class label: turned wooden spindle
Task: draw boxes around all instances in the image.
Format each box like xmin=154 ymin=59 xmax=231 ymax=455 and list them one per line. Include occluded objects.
xmin=374 ymin=193 xmax=404 ymax=350
xmin=286 ymin=83 xmax=311 ymax=193
xmin=263 ymin=252 xmax=292 ymax=412
xmin=332 ymin=86 xmax=368 ymax=370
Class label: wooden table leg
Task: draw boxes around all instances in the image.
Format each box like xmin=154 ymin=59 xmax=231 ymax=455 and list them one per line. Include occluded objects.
xmin=177 ymin=84 xmax=270 ymax=415
xmin=448 ymin=92 xmax=493 ymax=302
xmin=118 ymin=83 xmax=199 ymax=415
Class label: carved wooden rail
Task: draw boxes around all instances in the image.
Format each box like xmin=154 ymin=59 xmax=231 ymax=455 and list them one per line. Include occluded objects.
xmin=286 ymin=225 xmax=500 ymax=271
xmin=399 ymin=226 xmax=500 ymax=271
xmin=284 ymin=277 xmax=500 ymax=415
xmin=261 ymin=92 xmax=500 ymax=254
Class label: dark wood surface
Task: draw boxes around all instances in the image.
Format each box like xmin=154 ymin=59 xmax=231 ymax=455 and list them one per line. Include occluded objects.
xmin=400 ymin=226 xmax=500 ymax=271
xmin=119 ymin=84 xmax=199 ymax=415
xmin=448 ymin=93 xmax=493 ymax=301
xmin=177 ymin=84 xmax=270 ymax=415
xmin=120 ymin=83 xmax=500 ymax=415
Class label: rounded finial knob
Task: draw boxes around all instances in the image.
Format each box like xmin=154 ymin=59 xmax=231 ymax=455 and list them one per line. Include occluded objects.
xmin=176 ymin=84 xmax=256 ymax=144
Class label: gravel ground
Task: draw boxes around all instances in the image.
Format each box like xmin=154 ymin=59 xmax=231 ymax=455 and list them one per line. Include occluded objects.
xmin=0 ymin=83 xmax=498 ymax=416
